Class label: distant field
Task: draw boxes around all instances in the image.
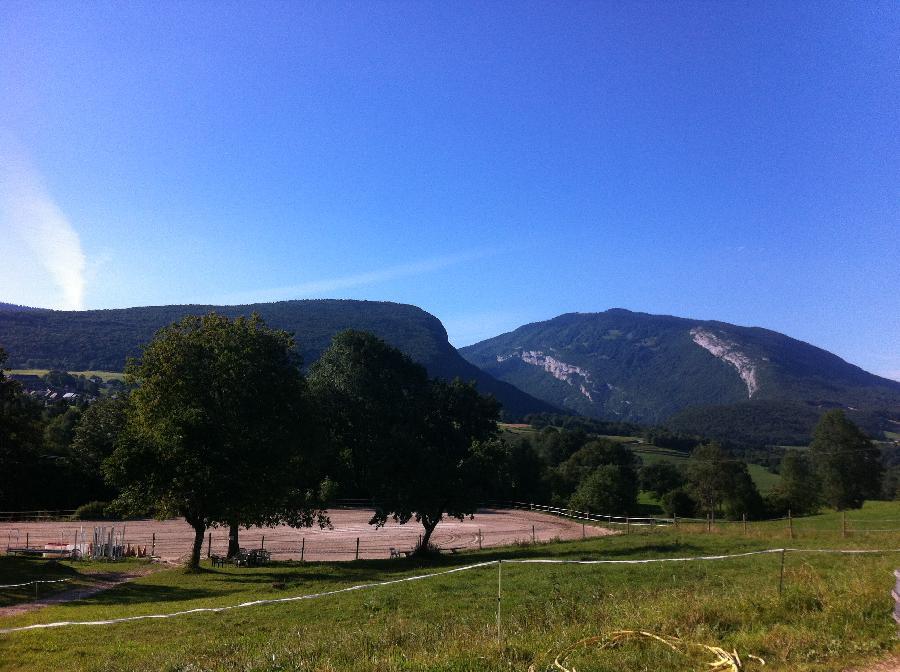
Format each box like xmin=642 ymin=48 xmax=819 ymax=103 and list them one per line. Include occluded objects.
xmin=5 ymin=369 xmax=127 ymax=382
xmin=498 ymin=423 xmax=539 ymax=435
xmin=2 ymin=502 xmax=899 ymax=671
xmin=500 ymin=425 xmax=781 ymax=495
xmin=630 ymin=444 xmax=781 ymax=494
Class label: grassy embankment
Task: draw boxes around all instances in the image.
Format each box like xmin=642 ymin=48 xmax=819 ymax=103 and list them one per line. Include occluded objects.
xmin=1 ymin=502 xmax=899 ymax=671
xmin=5 ymin=369 xmax=127 ymax=382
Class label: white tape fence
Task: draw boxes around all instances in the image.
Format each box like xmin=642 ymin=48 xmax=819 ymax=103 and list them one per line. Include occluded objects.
xmin=2 ymin=546 xmax=898 ymax=635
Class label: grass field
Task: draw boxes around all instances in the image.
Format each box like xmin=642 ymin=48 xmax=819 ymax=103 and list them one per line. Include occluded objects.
xmin=630 ymin=444 xmax=781 ymax=495
xmin=5 ymin=369 xmax=127 ymax=382
xmin=498 ymin=426 xmax=781 ymax=496
xmin=1 ymin=503 xmax=899 ymax=671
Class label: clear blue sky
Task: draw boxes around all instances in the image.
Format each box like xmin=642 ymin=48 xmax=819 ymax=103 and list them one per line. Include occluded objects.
xmin=1 ymin=1 xmax=898 ymax=380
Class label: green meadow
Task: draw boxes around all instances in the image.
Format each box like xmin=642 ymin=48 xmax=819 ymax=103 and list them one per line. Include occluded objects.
xmin=2 ymin=503 xmax=899 ymax=671
xmin=5 ymin=369 xmax=127 ymax=382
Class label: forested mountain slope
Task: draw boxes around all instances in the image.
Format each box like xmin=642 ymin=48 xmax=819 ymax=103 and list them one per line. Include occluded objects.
xmin=461 ymin=309 xmax=900 ymax=439
xmin=0 ymin=299 xmax=555 ymax=418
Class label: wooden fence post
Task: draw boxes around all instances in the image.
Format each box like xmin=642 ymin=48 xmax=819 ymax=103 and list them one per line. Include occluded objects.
xmin=355 ymin=537 xmax=360 ymax=560
xmin=261 ymin=535 xmax=265 ymax=550
xmin=532 ymin=525 xmax=535 ymax=544
xmin=478 ymin=529 xmax=482 ymax=550
xmin=207 ymin=533 xmax=211 ymax=558
xmin=151 ymin=532 xmax=155 ymax=557
xmin=301 ymin=537 xmax=305 ymax=562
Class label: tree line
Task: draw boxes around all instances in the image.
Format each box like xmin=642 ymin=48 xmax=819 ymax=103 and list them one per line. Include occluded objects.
xmin=1 ymin=314 xmax=505 ymax=569
xmin=0 ymin=312 xmax=889 ymax=569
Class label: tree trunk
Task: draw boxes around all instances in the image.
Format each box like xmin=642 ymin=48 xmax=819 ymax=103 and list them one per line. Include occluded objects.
xmin=416 ymin=517 xmax=440 ymax=555
xmin=227 ymin=521 xmax=240 ymax=558
xmin=188 ymin=522 xmax=206 ymax=572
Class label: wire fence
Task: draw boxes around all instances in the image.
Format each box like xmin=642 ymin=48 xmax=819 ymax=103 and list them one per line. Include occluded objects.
xmin=0 ymin=511 xmax=77 ymax=523
xmin=2 ymin=546 xmax=898 ymax=636
xmin=0 ymin=508 xmax=603 ymax=563
xmin=2 ymin=502 xmax=899 ymax=565
xmin=496 ymin=500 xmax=900 ymax=538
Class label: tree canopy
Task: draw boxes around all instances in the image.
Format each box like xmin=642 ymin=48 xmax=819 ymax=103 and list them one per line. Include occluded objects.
xmin=104 ymin=313 xmax=328 ymax=569
xmin=808 ymin=410 xmax=882 ymax=510
xmin=309 ymin=330 xmax=503 ymax=552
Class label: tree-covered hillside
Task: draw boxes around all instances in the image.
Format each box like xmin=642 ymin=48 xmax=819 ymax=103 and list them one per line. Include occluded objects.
xmin=461 ymin=309 xmax=900 ymax=439
xmin=0 ymin=299 xmax=555 ymax=419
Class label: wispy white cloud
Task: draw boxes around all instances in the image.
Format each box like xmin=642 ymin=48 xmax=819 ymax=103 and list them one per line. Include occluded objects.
xmin=222 ymin=250 xmax=492 ymax=305
xmin=0 ymin=145 xmax=86 ymax=310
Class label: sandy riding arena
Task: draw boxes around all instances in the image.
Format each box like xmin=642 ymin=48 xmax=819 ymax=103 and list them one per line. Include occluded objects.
xmin=1 ymin=508 xmax=614 ymax=563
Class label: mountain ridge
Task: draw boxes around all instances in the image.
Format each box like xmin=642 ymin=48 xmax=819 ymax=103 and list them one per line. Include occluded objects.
xmin=0 ymin=299 xmax=556 ymax=419
xmin=460 ymin=308 xmax=900 ymax=437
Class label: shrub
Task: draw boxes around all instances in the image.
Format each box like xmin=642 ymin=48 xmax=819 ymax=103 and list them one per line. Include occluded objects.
xmin=71 ymin=500 xmax=118 ymax=520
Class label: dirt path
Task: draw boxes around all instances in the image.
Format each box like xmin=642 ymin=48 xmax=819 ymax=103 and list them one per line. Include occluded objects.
xmin=0 ymin=566 xmax=156 ymax=618
xmin=846 ymin=656 xmax=900 ymax=672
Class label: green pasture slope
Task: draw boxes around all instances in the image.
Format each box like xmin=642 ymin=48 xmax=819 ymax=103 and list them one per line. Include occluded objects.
xmin=632 ymin=444 xmax=781 ymax=495
xmin=2 ymin=502 xmax=899 ymax=671
xmin=5 ymin=369 xmax=127 ymax=382
xmin=499 ymin=425 xmax=781 ymax=495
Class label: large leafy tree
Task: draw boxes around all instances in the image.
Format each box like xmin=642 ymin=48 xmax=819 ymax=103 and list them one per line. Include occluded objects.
xmin=308 ymin=330 xmax=431 ymax=499
xmin=772 ymin=449 xmax=820 ymax=515
xmin=376 ymin=377 xmax=503 ymax=550
xmin=70 ymin=396 xmax=130 ymax=503
xmin=555 ymin=440 xmax=640 ymax=513
xmin=686 ymin=442 xmax=763 ymax=519
xmin=309 ymin=331 xmax=503 ymax=553
xmin=104 ymin=313 xmax=327 ymax=570
xmin=808 ymin=409 xmax=882 ymax=510
xmin=0 ymin=348 xmax=44 ymax=509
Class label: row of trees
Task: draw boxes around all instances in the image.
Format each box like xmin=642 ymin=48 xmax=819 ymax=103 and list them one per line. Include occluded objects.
xmin=504 ymin=411 xmax=883 ymax=521
xmin=92 ymin=314 xmax=508 ymax=569
xmin=0 ymin=313 xmax=889 ymax=569
xmin=773 ymin=409 xmax=883 ymax=514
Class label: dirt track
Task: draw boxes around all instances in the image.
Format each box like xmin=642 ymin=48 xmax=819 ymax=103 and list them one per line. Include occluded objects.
xmin=1 ymin=507 xmax=613 ymax=563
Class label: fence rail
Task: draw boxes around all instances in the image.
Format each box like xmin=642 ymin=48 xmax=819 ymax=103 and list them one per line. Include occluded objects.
xmin=0 ymin=510 xmax=77 ymax=522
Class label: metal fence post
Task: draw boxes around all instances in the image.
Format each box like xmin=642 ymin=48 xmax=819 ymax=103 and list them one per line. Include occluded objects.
xmin=496 ymin=560 xmax=502 ymax=643
xmin=778 ymin=548 xmax=786 ymax=596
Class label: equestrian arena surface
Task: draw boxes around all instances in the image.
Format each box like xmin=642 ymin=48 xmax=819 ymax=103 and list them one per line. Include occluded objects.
xmin=1 ymin=508 xmax=614 ymax=563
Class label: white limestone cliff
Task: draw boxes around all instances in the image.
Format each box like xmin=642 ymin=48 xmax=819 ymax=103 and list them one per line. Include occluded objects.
xmin=690 ymin=327 xmax=759 ymax=398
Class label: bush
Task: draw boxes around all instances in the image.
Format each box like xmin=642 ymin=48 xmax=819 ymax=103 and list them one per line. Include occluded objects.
xmin=71 ymin=500 xmax=118 ymax=520
xmin=660 ymin=488 xmax=697 ymax=517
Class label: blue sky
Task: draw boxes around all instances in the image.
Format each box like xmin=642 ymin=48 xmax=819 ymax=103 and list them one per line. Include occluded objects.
xmin=1 ymin=2 xmax=898 ymax=380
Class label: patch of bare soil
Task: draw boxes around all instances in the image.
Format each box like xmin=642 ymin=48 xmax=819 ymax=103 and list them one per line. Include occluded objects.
xmin=1 ymin=508 xmax=615 ymax=562
xmin=0 ymin=565 xmax=157 ymax=617
xmin=845 ymin=655 xmax=900 ymax=672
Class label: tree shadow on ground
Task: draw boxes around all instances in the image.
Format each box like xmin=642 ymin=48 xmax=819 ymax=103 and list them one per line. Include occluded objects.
xmin=79 ymin=582 xmax=230 ymax=606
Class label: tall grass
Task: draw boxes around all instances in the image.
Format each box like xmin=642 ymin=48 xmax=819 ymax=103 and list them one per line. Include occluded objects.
xmin=1 ymin=503 xmax=898 ymax=671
